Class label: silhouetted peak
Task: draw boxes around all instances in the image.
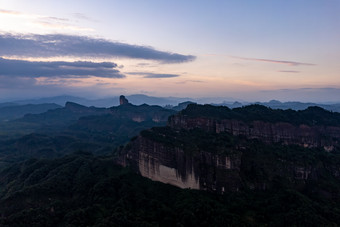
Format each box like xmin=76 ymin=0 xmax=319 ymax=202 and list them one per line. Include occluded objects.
xmin=119 ymin=95 xmax=129 ymax=105
xmin=268 ymin=100 xmax=281 ymax=104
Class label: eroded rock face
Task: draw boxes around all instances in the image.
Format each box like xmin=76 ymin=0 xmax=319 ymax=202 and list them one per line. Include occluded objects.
xmin=168 ymin=115 xmax=340 ymax=150
xmin=118 ymin=136 xmax=242 ymax=192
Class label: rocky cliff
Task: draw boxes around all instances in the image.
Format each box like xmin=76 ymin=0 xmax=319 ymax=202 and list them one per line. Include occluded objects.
xmin=119 ymin=135 xmax=242 ymax=192
xmin=168 ymin=104 xmax=340 ymax=150
xmin=168 ymin=115 xmax=340 ymax=150
xmin=117 ymin=104 xmax=340 ymax=194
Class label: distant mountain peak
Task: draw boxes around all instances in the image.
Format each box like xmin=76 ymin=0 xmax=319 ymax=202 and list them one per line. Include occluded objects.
xmin=268 ymin=100 xmax=281 ymax=104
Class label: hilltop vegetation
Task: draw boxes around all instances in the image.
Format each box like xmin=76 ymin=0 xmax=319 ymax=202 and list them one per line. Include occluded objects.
xmin=180 ymin=104 xmax=340 ymax=126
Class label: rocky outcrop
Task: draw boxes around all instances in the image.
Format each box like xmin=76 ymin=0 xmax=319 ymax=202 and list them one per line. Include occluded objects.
xmin=119 ymin=95 xmax=129 ymax=105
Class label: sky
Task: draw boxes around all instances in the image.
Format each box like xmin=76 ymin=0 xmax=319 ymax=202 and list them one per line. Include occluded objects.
xmin=0 ymin=0 xmax=339 ymax=102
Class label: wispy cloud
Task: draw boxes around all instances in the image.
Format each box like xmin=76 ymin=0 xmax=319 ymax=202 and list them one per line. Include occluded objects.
xmin=176 ymin=80 xmax=203 ymax=84
xmin=34 ymin=20 xmax=95 ymax=32
xmin=0 ymin=8 xmax=95 ymax=32
xmin=33 ymin=15 xmax=94 ymax=32
xmin=0 ymin=57 xmax=124 ymax=78
xmin=73 ymin=13 xmax=97 ymax=22
xmin=134 ymin=62 xmax=158 ymax=68
xmin=0 ymin=9 xmax=21 ymax=15
xmin=231 ymin=56 xmax=315 ymax=66
xmin=136 ymin=63 xmax=151 ymax=67
xmin=127 ymin=72 xmax=180 ymax=78
xmin=40 ymin=16 xmax=69 ymax=22
xmin=0 ymin=34 xmax=196 ymax=63
xmin=278 ymin=70 xmax=300 ymax=73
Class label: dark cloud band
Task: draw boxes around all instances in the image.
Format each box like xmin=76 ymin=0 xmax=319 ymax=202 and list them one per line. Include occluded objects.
xmin=0 ymin=34 xmax=196 ymax=63
xmin=127 ymin=72 xmax=179 ymax=78
xmin=278 ymin=70 xmax=300 ymax=73
xmin=231 ymin=56 xmax=315 ymax=66
xmin=0 ymin=57 xmax=124 ymax=78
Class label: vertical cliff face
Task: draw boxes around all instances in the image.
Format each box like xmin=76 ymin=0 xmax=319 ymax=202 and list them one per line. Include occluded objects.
xmin=117 ymin=104 xmax=340 ymax=193
xmin=118 ymin=136 xmax=242 ymax=192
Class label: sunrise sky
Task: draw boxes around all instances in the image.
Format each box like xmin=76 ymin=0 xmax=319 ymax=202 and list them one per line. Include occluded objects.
xmin=0 ymin=0 xmax=339 ymax=102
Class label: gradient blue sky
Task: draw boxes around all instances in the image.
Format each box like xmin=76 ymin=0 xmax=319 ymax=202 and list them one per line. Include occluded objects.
xmin=0 ymin=0 xmax=339 ymax=102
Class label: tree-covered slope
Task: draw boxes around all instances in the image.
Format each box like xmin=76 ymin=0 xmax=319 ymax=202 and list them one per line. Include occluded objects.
xmin=0 ymin=102 xmax=174 ymax=170
xmin=0 ymin=152 xmax=339 ymax=226
xmin=179 ymin=104 xmax=340 ymax=126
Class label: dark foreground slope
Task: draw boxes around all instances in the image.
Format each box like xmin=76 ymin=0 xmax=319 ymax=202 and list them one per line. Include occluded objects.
xmin=1 ymin=152 xmax=339 ymax=226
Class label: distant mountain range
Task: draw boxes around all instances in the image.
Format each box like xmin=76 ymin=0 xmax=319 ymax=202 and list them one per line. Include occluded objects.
xmin=3 ymin=94 xmax=193 ymax=107
xmin=2 ymin=95 xmax=340 ymax=112
xmin=0 ymin=103 xmax=61 ymax=122
xmin=252 ymin=100 xmax=340 ymax=112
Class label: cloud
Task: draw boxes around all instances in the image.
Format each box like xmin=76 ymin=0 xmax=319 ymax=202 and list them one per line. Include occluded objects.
xmin=143 ymin=73 xmax=179 ymax=78
xmin=127 ymin=72 xmax=180 ymax=78
xmin=73 ymin=13 xmax=97 ymax=22
xmin=0 ymin=57 xmax=124 ymax=78
xmin=134 ymin=62 xmax=158 ymax=68
xmin=0 ymin=34 xmax=196 ymax=63
xmin=34 ymin=15 xmax=94 ymax=32
xmin=0 ymin=9 xmax=21 ymax=15
xmin=136 ymin=63 xmax=151 ymax=67
xmin=40 ymin=16 xmax=69 ymax=22
xmin=231 ymin=56 xmax=315 ymax=66
xmin=176 ymin=80 xmax=203 ymax=84
xmin=33 ymin=20 xmax=95 ymax=32
xmin=0 ymin=8 xmax=94 ymax=32
xmin=278 ymin=70 xmax=300 ymax=73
